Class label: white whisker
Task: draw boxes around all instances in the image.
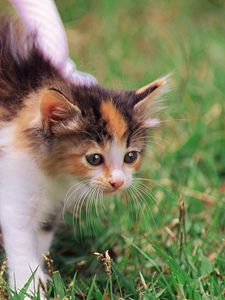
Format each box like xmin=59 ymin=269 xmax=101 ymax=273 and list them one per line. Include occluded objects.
xmin=62 ymin=180 xmax=90 ymax=219
xmin=85 ymin=186 xmax=96 ymax=236
xmin=72 ymin=184 xmax=91 ymax=233
xmin=129 ymin=184 xmax=156 ymax=224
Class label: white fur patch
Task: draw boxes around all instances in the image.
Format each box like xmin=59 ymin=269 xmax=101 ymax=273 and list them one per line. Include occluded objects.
xmin=0 ymin=124 xmax=62 ymax=292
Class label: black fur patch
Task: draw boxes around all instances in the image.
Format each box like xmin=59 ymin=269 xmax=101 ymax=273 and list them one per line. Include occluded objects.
xmin=0 ymin=17 xmax=149 ymax=150
xmin=0 ymin=18 xmax=61 ymax=118
xmin=40 ymin=213 xmax=59 ymax=232
xmin=134 ymin=84 xmax=158 ymax=104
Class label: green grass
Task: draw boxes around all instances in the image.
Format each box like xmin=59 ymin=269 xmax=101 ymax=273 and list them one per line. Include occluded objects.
xmin=1 ymin=0 xmax=225 ymax=299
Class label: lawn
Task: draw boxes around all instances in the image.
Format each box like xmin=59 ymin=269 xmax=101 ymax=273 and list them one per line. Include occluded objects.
xmin=0 ymin=0 xmax=225 ymax=299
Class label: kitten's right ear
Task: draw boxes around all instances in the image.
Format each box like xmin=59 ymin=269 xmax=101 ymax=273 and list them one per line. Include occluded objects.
xmin=40 ymin=90 xmax=81 ymax=134
xmin=133 ymin=74 xmax=172 ymax=128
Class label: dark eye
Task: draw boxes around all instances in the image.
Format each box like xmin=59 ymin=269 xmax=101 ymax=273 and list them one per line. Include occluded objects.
xmin=124 ymin=151 xmax=138 ymax=164
xmin=86 ymin=153 xmax=104 ymax=166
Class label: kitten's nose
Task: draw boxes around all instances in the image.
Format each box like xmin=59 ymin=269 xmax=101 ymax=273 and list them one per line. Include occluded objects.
xmin=109 ymin=180 xmax=124 ymax=190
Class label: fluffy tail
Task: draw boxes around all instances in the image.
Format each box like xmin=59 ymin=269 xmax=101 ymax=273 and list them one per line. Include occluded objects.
xmin=0 ymin=17 xmax=60 ymax=110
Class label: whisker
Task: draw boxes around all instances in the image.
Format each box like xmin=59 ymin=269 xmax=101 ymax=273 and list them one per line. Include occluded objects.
xmin=157 ymin=118 xmax=189 ymax=124
xmin=87 ymin=186 xmax=101 ymax=236
xmin=72 ymin=185 xmax=91 ymax=236
xmin=62 ymin=181 xmax=89 ymax=220
xmin=93 ymin=187 xmax=101 ymax=219
xmin=63 ymin=180 xmax=89 ymax=211
xmin=133 ymin=183 xmax=159 ymax=209
xmin=128 ymin=186 xmax=151 ymax=223
xmin=129 ymin=184 xmax=157 ymax=225
xmin=72 ymin=187 xmax=86 ymax=223
xmin=77 ymin=184 xmax=96 ymax=235
xmin=134 ymin=182 xmax=166 ymax=221
xmin=131 ymin=137 xmax=164 ymax=150
xmin=99 ymin=189 xmax=106 ymax=215
xmin=85 ymin=186 xmax=96 ymax=237
xmin=126 ymin=187 xmax=142 ymax=222
xmin=133 ymin=177 xmax=171 ymax=197
xmin=64 ymin=179 xmax=90 ymax=200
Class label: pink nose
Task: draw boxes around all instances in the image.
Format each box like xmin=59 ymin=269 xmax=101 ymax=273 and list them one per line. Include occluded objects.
xmin=109 ymin=180 xmax=124 ymax=190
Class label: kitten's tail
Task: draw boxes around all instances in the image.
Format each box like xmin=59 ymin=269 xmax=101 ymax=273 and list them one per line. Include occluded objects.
xmin=0 ymin=17 xmax=59 ymax=100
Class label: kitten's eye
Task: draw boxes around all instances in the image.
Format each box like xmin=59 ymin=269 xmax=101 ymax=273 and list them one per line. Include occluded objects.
xmin=124 ymin=151 xmax=139 ymax=164
xmin=86 ymin=153 xmax=104 ymax=166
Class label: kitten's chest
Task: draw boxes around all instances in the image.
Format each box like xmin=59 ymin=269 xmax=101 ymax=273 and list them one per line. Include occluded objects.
xmin=0 ymin=124 xmax=82 ymax=223
xmin=46 ymin=176 xmax=82 ymax=208
xmin=37 ymin=176 xmax=82 ymax=224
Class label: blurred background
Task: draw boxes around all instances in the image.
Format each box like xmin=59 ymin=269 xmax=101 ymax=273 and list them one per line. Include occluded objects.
xmin=1 ymin=0 xmax=225 ymax=298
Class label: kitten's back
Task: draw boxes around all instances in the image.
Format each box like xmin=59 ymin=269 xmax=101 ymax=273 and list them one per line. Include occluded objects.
xmin=0 ymin=17 xmax=61 ymax=122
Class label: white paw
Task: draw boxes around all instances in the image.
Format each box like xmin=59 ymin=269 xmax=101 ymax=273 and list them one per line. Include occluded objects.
xmin=24 ymin=293 xmax=46 ymax=300
xmin=11 ymin=269 xmax=47 ymax=299
xmin=25 ymin=271 xmax=47 ymax=299
xmin=24 ymin=294 xmax=46 ymax=300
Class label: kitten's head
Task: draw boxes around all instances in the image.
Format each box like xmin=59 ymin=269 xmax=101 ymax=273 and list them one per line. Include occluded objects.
xmin=0 ymin=18 xmax=170 ymax=194
xmin=31 ymin=75 xmax=170 ymax=193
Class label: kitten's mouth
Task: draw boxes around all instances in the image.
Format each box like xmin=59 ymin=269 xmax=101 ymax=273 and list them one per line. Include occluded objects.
xmin=104 ymin=188 xmax=124 ymax=195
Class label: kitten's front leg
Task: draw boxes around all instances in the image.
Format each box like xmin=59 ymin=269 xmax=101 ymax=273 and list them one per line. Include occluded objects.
xmin=0 ymin=202 xmax=46 ymax=295
xmin=0 ymin=153 xmax=47 ymax=297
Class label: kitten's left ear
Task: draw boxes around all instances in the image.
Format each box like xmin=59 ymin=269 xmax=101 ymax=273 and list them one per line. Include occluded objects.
xmin=133 ymin=74 xmax=172 ymax=128
xmin=40 ymin=89 xmax=81 ymax=134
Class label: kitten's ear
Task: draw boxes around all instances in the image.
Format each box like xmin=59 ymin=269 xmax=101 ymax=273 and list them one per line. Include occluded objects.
xmin=40 ymin=89 xmax=81 ymax=133
xmin=133 ymin=74 xmax=171 ymax=128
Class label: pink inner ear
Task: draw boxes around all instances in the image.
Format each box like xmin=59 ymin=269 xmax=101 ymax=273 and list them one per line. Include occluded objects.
xmin=40 ymin=91 xmax=69 ymax=122
xmin=136 ymin=83 xmax=159 ymax=96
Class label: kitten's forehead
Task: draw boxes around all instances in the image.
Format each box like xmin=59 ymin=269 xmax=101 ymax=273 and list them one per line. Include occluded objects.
xmin=100 ymin=100 xmax=128 ymax=142
xmin=62 ymin=86 xmax=145 ymax=148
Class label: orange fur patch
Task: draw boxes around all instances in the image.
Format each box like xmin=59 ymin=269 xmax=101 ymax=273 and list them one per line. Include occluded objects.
xmin=136 ymin=78 xmax=162 ymax=95
xmin=100 ymin=101 xmax=127 ymax=142
xmin=133 ymin=159 xmax=142 ymax=171
xmin=0 ymin=106 xmax=7 ymax=117
xmin=0 ymin=106 xmax=9 ymax=126
xmin=65 ymin=154 xmax=91 ymax=177
xmin=12 ymin=92 xmax=41 ymax=150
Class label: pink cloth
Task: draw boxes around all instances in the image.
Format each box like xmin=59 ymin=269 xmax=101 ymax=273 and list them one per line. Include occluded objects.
xmin=10 ymin=0 xmax=96 ymax=85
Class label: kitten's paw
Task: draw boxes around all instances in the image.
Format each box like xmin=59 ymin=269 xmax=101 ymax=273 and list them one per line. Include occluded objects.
xmin=27 ymin=270 xmax=47 ymax=299
xmin=24 ymin=293 xmax=46 ymax=300
xmin=12 ymin=269 xmax=47 ymax=300
xmin=24 ymin=294 xmax=46 ymax=300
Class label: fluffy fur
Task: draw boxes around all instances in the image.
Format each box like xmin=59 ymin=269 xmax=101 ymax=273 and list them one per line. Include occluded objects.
xmin=0 ymin=18 xmax=170 ymax=297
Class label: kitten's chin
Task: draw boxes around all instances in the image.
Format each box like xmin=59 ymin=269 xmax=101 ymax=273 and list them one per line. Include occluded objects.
xmin=104 ymin=189 xmax=117 ymax=195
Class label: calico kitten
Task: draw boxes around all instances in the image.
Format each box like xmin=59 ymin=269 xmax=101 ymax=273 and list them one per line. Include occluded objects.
xmin=0 ymin=19 xmax=170 ymax=297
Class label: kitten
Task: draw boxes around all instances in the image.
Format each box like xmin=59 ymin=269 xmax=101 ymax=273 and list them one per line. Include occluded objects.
xmin=0 ymin=18 xmax=170 ymax=297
